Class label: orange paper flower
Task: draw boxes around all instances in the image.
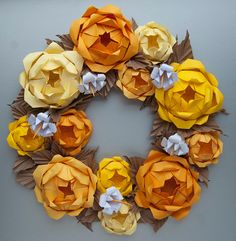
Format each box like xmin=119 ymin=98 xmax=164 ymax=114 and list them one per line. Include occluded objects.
xmin=33 ymin=155 xmax=97 ymax=220
xmin=135 ymin=150 xmax=201 ymax=220
xmin=54 ymin=109 xmax=92 ymax=155
xmin=117 ymin=66 xmax=155 ymax=101
xmin=186 ymin=132 xmax=223 ymax=167
xmin=70 ymin=5 xmax=139 ymax=73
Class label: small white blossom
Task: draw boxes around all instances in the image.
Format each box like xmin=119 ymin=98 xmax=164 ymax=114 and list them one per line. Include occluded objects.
xmin=161 ymin=133 xmax=189 ymax=156
xmin=151 ymin=64 xmax=178 ymax=90
xmin=99 ymin=186 xmax=123 ymax=215
xmin=28 ymin=111 xmax=56 ymax=137
xmin=78 ymin=71 xmax=106 ymax=95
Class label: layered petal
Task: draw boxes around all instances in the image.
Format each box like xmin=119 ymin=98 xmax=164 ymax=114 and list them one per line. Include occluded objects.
xmin=70 ymin=5 xmax=139 ymax=73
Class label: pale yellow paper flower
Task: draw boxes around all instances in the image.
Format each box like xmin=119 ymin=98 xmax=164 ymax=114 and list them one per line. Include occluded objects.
xmin=135 ymin=21 xmax=176 ymax=62
xmin=98 ymin=204 xmax=140 ymax=235
xmin=19 ymin=42 xmax=84 ymax=108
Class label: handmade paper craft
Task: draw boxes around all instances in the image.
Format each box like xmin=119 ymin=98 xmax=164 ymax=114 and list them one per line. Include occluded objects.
xmin=7 ymin=4 xmax=226 ymax=236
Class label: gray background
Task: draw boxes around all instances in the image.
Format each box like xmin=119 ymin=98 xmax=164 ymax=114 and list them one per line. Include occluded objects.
xmin=0 ymin=0 xmax=235 ymax=240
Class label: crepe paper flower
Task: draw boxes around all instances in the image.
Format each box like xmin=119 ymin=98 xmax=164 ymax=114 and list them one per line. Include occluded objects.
xmin=7 ymin=116 xmax=44 ymax=156
xmin=70 ymin=5 xmax=139 ymax=73
xmin=161 ymin=133 xmax=189 ymax=156
xmin=19 ymin=42 xmax=84 ymax=109
xmin=28 ymin=111 xmax=57 ymax=137
xmin=98 ymin=204 xmax=140 ymax=235
xmin=53 ymin=109 xmax=92 ymax=156
xmin=33 ymin=154 xmax=97 ymax=220
xmin=155 ymin=59 xmax=224 ymax=129
xmin=78 ymin=71 xmax=106 ymax=95
xmin=135 ymin=150 xmax=201 ymax=220
xmin=186 ymin=132 xmax=223 ymax=168
xmin=116 ymin=66 xmax=155 ymax=101
xmin=135 ymin=21 xmax=176 ymax=63
xmin=151 ymin=64 xmax=178 ymax=90
xmin=97 ymin=156 xmax=132 ymax=196
xmin=99 ymin=186 xmax=124 ymax=215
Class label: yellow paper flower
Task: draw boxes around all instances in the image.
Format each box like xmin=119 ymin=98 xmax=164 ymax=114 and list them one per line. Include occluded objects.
xmin=155 ymin=59 xmax=224 ymax=129
xmin=19 ymin=42 xmax=84 ymax=109
xmin=186 ymin=132 xmax=223 ymax=167
xmin=135 ymin=21 xmax=176 ymax=62
xmin=117 ymin=66 xmax=155 ymax=101
xmin=7 ymin=115 xmax=44 ymax=156
xmin=98 ymin=204 xmax=140 ymax=235
xmin=97 ymin=156 xmax=132 ymax=196
xmin=70 ymin=5 xmax=139 ymax=73
xmin=54 ymin=109 xmax=93 ymax=156
xmin=33 ymin=155 xmax=97 ymax=220
xmin=135 ymin=150 xmax=201 ymax=220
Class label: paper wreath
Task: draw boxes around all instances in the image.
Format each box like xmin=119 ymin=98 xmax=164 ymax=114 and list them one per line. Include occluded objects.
xmin=7 ymin=4 xmax=226 ymax=236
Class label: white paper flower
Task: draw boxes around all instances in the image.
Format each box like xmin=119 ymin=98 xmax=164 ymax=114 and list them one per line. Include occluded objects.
xmin=99 ymin=186 xmax=123 ymax=215
xmin=161 ymin=133 xmax=189 ymax=156
xmin=78 ymin=71 xmax=106 ymax=95
xmin=151 ymin=64 xmax=178 ymax=90
xmin=28 ymin=111 xmax=56 ymax=137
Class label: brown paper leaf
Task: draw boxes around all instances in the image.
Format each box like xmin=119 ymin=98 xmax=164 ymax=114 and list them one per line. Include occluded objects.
xmin=74 ymin=147 xmax=98 ymax=173
xmin=10 ymin=89 xmax=44 ymax=119
xmin=97 ymin=70 xmax=118 ymax=97
xmin=15 ymin=168 xmax=35 ymax=189
xmin=139 ymin=209 xmax=168 ymax=232
xmin=131 ymin=18 xmax=138 ymax=31
xmin=10 ymin=89 xmax=33 ymax=119
xmin=76 ymin=208 xmax=99 ymax=232
xmin=124 ymin=156 xmax=145 ymax=185
xmin=30 ymin=150 xmax=54 ymax=164
xmin=13 ymin=155 xmax=35 ymax=174
xmin=151 ymin=116 xmax=223 ymax=150
xmin=50 ymin=141 xmax=68 ymax=156
xmin=46 ymin=34 xmax=74 ymax=50
xmin=140 ymin=95 xmax=157 ymax=112
xmin=167 ymin=31 xmax=194 ymax=64
xmin=193 ymin=166 xmax=209 ymax=187
xmin=126 ymin=52 xmax=152 ymax=70
xmin=49 ymin=93 xmax=94 ymax=122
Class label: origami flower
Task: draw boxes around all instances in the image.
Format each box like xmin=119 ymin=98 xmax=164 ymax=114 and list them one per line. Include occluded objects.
xmin=28 ymin=111 xmax=56 ymax=137
xmin=99 ymin=186 xmax=123 ymax=215
xmin=151 ymin=64 xmax=178 ymax=90
xmin=186 ymin=132 xmax=223 ymax=167
xmin=7 ymin=116 xmax=44 ymax=156
xmin=161 ymin=133 xmax=189 ymax=156
xmin=54 ymin=109 xmax=92 ymax=155
xmin=117 ymin=66 xmax=155 ymax=101
xmin=155 ymin=59 xmax=224 ymax=129
xmin=135 ymin=150 xmax=201 ymax=220
xmin=33 ymin=154 xmax=97 ymax=220
xmin=97 ymin=156 xmax=132 ymax=196
xmin=78 ymin=71 xmax=106 ymax=95
xmin=98 ymin=204 xmax=140 ymax=235
xmin=70 ymin=5 xmax=139 ymax=73
xmin=19 ymin=42 xmax=84 ymax=108
xmin=135 ymin=21 xmax=176 ymax=62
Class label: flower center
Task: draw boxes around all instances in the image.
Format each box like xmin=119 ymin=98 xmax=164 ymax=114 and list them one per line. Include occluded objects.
xmin=148 ymin=35 xmax=158 ymax=48
xmin=161 ymin=177 xmax=179 ymax=195
xmin=58 ymin=183 xmax=74 ymax=196
xmin=182 ymin=86 xmax=195 ymax=102
xmin=134 ymin=73 xmax=147 ymax=87
xmin=100 ymin=32 xmax=111 ymax=47
xmin=48 ymin=72 xmax=60 ymax=87
xmin=110 ymin=171 xmax=126 ymax=184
